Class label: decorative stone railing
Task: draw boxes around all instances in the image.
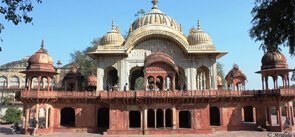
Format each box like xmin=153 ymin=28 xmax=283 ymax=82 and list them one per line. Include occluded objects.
xmin=20 ymin=89 xmax=295 ymax=99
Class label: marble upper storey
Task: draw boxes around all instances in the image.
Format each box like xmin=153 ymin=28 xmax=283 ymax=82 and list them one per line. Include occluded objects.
xmin=88 ymin=0 xmax=227 ymax=59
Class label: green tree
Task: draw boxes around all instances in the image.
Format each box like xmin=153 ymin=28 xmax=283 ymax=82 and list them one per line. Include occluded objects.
xmin=134 ymin=77 xmax=144 ymax=90
xmin=3 ymin=107 xmax=21 ymax=124
xmin=0 ymin=0 xmax=42 ymax=34
xmin=70 ymin=38 xmax=100 ymax=77
xmin=217 ymin=62 xmax=226 ymax=86
xmin=1 ymin=95 xmax=14 ymax=105
xmin=250 ymin=0 xmax=295 ymax=55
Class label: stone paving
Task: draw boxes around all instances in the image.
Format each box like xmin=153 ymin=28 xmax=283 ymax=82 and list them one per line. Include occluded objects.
xmin=0 ymin=124 xmax=290 ymax=137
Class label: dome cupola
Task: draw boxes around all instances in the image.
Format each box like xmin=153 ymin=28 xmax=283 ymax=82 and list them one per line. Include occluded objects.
xmin=131 ymin=0 xmax=182 ymax=32
xmin=25 ymin=40 xmax=55 ymax=73
xmin=261 ymin=51 xmax=288 ymax=70
xmin=187 ymin=20 xmax=213 ymax=45
xmin=100 ymin=19 xmax=125 ymax=46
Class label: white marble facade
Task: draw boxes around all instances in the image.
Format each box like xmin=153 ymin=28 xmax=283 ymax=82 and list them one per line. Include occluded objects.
xmin=95 ymin=38 xmax=218 ymax=91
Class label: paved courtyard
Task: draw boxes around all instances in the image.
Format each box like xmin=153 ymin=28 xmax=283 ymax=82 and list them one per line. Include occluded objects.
xmin=0 ymin=124 xmax=291 ymax=137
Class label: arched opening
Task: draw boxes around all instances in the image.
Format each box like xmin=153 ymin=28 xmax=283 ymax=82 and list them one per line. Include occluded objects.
xmin=156 ymin=109 xmax=163 ymax=128
xmin=179 ymin=111 xmax=191 ymax=128
xmin=243 ymin=106 xmax=254 ymax=122
xmin=148 ymin=109 xmax=155 ymax=128
xmin=10 ymin=76 xmax=19 ymax=88
xmin=32 ymin=77 xmax=39 ymax=90
xmin=129 ymin=111 xmax=141 ymax=128
xmin=165 ymin=76 xmax=172 ymax=91
xmin=22 ymin=77 xmax=26 ymax=88
xmin=0 ymin=76 xmax=8 ymax=88
xmin=40 ymin=77 xmax=48 ymax=90
xmin=48 ymin=108 xmax=51 ymax=128
xmin=60 ymin=107 xmax=75 ymax=127
xmin=104 ymin=67 xmax=118 ymax=91
xmin=147 ymin=76 xmax=155 ymax=91
xmin=176 ymin=66 xmax=186 ymax=90
xmin=38 ymin=108 xmax=46 ymax=128
xmin=156 ymin=76 xmax=163 ymax=91
xmin=129 ymin=67 xmax=144 ymax=90
xmin=210 ymin=107 xmax=220 ymax=126
xmin=197 ymin=66 xmax=210 ymax=90
xmin=97 ymin=108 xmax=109 ymax=129
xmin=165 ymin=109 xmax=172 ymax=127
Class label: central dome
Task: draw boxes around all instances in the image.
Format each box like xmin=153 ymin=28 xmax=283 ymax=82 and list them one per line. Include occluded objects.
xmin=131 ymin=0 xmax=181 ymax=32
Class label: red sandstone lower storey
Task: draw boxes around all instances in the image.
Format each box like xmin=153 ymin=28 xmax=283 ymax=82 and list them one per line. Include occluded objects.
xmin=21 ymin=97 xmax=295 ymax=135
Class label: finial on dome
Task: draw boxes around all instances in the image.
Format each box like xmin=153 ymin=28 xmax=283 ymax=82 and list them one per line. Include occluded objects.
xmin=151 ymin=0 xmax=158 ymax=9
xmin=41 ymin=39 xmax=44 ymax=49
xmin=197 ymin=19 xmax=201 ymax=30
xmin=116 ymin=25 xmax=120 ymax=33
xmin=111 ymin=18 xmax=115 ymax=30
xmin=57 ymin=60 xmax=62 ymax=68
xmin=233 ymin=63 xmax=239 ymax=69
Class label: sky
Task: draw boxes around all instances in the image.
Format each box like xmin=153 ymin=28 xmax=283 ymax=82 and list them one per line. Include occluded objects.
xmin=0 ymin=0 xmax=294 ymax=89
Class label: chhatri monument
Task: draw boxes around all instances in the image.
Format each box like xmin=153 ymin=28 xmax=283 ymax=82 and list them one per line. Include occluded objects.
xmin=19 ymin=0 xmax=295 ymax=135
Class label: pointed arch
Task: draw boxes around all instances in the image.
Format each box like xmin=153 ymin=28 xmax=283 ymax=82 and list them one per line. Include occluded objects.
xmin=196 ymin=66 xmax=210 ymax=90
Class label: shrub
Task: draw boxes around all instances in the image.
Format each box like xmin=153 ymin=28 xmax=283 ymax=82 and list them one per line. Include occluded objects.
xmin=3 ymin=107 xmax=21 ymax=124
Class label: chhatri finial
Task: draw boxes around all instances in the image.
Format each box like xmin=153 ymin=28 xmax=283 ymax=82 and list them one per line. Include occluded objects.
xmin=111 ymin=17 xmax=115 ymax=30
xmin=197 ymin=19 xmax=201 ymax=29
xmin=151 ymin=0 xmax=158 ymax=9
xmin=41 ymin=39 xmax=44 ymax=49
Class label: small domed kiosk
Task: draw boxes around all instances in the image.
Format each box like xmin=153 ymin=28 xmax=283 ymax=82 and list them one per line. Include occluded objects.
xmin=226 ymin=64 xmax=247 ymax=91
xmin=21 ymin=40 xmax=57 ymax=91
xmin=256 ymin=51 xmax=293 ymax=90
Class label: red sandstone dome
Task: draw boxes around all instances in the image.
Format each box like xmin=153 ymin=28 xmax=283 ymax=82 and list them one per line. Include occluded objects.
xmin=225 ymin=64 xmax=247 ymax=81
xmin=261 ymin=51 xmax=288 ymax=70
xmin=87 ymin=74 xmax=97 ymax=86
xmin=23 ymin=40 xmax=55 ymax=73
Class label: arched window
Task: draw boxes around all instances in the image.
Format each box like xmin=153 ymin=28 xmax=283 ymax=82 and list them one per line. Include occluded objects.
xmin=129 ymin=67 xmax=144 ymax=90
xmin=10 ymin=76 xmax=20 ymax=88
xmin=147 ymin=109 xmax=155 ymax=128
xmin=21 ymin=76 xmax=26 ymax=88
xmin=210 ymin=107 xmax=220 ymax=126
xmin=32 ymin=77 xmax=39 ymax=89
xmin=40 ymin=77 xmax=48 ymax=90
xmin=243 ymin=106 xmax=254 ymax=122
xmin=165 ymin=109 xmax=173 ymax=127
xmin=196 ymin=66 xmax=210 ymax=90
xmin=156 ymin=109 xmax=163 ymax=128
xmin=179 ymin=110 xmax=191 ymax=128
xmin=60 ymin=107 xmax=75 ymax=127
xmin=0 ymin=76 xmax=8 ymax=88
xmin=129 ymin=111 xmax=141 ymax=128
xmin=103 ymin=67 xmax=119 ymax=91
xmin=97 ymin=107 xmax=109 ymax=130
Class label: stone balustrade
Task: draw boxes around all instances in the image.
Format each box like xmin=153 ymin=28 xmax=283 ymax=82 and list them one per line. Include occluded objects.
xmin=20 ymin=89 xmax=295 ymax=99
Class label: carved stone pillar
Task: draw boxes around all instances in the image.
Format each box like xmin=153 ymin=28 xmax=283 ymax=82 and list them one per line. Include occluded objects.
xmin=172 ymin=107 xmax=176 ymax=129
xmin=45 ymin=104 xmax=49 ymax=128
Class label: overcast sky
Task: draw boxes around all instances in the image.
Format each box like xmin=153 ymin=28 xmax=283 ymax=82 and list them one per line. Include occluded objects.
xmin=0 ymin=0 xmax=294 ymax=89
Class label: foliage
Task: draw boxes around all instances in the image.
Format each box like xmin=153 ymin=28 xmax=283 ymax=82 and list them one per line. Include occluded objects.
xmin=217 ymin=62 xmax=226 ymax=86
xmin=70 ymin=38 xmax=100 ymax=77
xmin=250 ymin=0 xmax=295 ymax=55
xmin=3 ymin=107 xmax=21 ymax=124
xmin=0 ymin=0 xmax=42 ymax=34
xmin=1 ymin=95 xmax=14 ymax=105
xmin=134 ymin=77 xmax=144 ymax=90
xmin=134 ymin=9 xmax=145 ymax=18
